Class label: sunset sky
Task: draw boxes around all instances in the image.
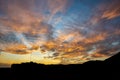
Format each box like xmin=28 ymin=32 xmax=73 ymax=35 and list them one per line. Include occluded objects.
xmin=0 ymin=0 xmax=120 ymax=67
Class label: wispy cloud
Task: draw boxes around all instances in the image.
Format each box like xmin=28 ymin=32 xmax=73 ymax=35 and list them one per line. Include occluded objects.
xmin=0 ymin=0 xmax=120 ymax=65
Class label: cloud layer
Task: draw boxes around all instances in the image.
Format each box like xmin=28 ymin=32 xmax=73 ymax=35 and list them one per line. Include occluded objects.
xmin=0 ymin=0 xmax=120 ymax=64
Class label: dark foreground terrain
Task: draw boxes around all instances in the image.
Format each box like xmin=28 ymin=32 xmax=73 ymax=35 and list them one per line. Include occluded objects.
xmin=0 ymin=52 xmax=120 ymax=80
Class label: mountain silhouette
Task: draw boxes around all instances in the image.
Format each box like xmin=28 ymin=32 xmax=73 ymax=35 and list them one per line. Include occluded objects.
xmin=84 ymin=52 xmax=120 ymax=65
xmin=104 ymin=52 xmax=120 ymax=64
xmin=0 ymin=52 xmax=120 ymax=80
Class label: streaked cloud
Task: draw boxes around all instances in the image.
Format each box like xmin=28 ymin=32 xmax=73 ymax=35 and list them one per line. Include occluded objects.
xmin=0 ymin=0 xmax=120 ymax=66
xmin=101 ymin=0 xmax=120 ymax=19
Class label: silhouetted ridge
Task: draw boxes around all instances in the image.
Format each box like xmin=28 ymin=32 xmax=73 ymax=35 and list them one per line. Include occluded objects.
xmin=84 ymin=52 xmax=120 ymax=64
xmin=104 ymin=52 xmax=120 ymax=64
xmin=11 ymin=52 xmax=120 ymax=68
xmin=1 ymin=52 xmax=120 ymax=80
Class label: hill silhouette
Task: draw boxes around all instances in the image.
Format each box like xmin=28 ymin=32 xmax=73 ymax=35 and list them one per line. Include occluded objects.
xmin=84 ymin=52 xmax=120 ymax=65
xmin=0 ymin=52 xmax=120 ymax=80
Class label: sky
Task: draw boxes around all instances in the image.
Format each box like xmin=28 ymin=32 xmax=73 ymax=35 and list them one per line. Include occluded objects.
xmin=0 ymin=0 xmax=120 ymax=67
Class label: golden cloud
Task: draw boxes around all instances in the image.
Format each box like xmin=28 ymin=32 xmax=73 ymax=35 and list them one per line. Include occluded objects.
xmin=0 ymin=0 xmax=120 ymax=65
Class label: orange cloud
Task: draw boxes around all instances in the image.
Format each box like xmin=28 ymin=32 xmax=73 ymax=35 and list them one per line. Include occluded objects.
xmin=102 ymin=8 xmax=120 ymax=19
xmin=87 ymin=0 xmax=120 ymax=26
xmin=115 ymin=29 xmax=120 ymax=35
xmin=3 ymin=43 xmax=29 ymax=54
xmin=101 ymin=0 xmax=120 ymax=19
xmin=47 ymin=0 xmax=68 ymax=15
xmin=83 ymin=33 xmax=107 ymax=44
xmin=0 ymin=0 xmax=119 ymax=65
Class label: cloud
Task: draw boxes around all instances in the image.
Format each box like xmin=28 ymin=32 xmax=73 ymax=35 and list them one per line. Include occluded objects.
xmin=54 ymin=0 xmax=120 ymax=62
xmin=83 ymin=33 xmax=107 ymax=44
xmin=0 ymin=0 xmax=70 ymax=55
xmin=101 ymin=0 xmax=120 ymax=19
xmin=47 ymin=0 xmax=68 ymax=20
xmin=0 ymin=0 xmax=69 ymax=39
xmin=0 ymin=0 xmax=120 ymax=64
xmin=0 ymin=63 xmax=11 ymax=67
xmin=83 ymin=0 xmax=120 ymax=27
